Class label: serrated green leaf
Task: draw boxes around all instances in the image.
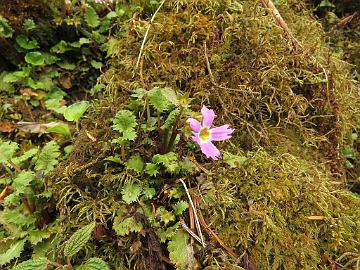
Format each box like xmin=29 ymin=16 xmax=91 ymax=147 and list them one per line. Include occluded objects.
xmin=85 ymin=6 xmax=100 ymax=28
xmin=161 ymin=109 xmax=179 ymax=130
xmin=12 ymin=148 xmax=38 ymax=167
xmin=64 ymin=222 xmax=96 ymax=257
xmin=143 ymin=186 xmax=156 ymax=200
xmin=147 ymin=87 xmax=172 ymax=113
xmin=145 ymin=163 xmax=159 ymax=177
xmin=113 ymin=216 xmax=143 ymax=236
xmin=152 ymin=152 xmax=178 ymax=173
xmin=0 ymin=141 xmax=18 ymax=164
xmin=64 ymin=101 xmax=90 ymax=122
xmin=158 ymin=222 xmax=179 ymax=242
xmin=156 ymin=207 xmax=175 ymax=225
xmin=0 ymin=239 xmax=26 ymax=266
xmin=11 ymin=171 xmax=34 ymax=194
xmin=2 ymin=208 xmax=36 ymax=227
xmin=76 ymin=257 xmax=110 ymax=270
xmin=178 ymin=159 xmax=195 ymax=173
xmin=173 ymin=201 xmax=188 ymax=216
xmin=28 ymin=229 xmax=53 ymax=245
xmin=121 ymin=182 xmax=142 ymax=204
xmin=3 ymin=68 xmax=30 ymax=83
xmin=25 ymin=52 xmax=45 ymax=66
xmin=112 ymin=110 xmax=137 ymax=142
xmin=34 ymin=141 xmax=60 ymax=174
xmin=223 ymin=152 xmax=247 ymax=168
xmin=126 ymin=155 xmax=144 ymax=173
xmin=168 ymin=231 xmax=196 ymax=270
xmin=16 ymin=35 xmax=38 ymax=50
xmin=11 ymin=257 xmax=47 ymax=270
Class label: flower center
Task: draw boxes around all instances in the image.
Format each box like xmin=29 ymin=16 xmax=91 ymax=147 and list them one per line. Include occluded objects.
xmin=199 ymin=127 xmax=211 ymax=142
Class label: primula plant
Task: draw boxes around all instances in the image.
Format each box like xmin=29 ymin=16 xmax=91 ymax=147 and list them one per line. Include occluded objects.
xmin=106 ymin=86 xmax=238 ymax=269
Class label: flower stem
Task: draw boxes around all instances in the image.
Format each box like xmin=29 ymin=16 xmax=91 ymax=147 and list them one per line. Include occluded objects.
xmin=165 ymin=108 xmax=183 ymax=153
xmin=121 ymin=141 xmax=126 ymax=161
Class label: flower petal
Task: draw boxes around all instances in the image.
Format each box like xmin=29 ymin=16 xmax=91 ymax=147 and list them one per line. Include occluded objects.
xmin=191 ymin=135 xmax=200 ymax=144
xmin=187 ymin=118 xmax=201 ymax=133
xmin=199 ymin=141 xmax=220 ymax=160
xmin=210 ymin=125 xmax=234 ymax=141
xmin=201 ymin=106 xmax=215 ymax=127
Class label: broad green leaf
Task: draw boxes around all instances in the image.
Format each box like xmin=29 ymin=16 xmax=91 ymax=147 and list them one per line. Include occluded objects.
xmin=64 ymin=101 xmax=90 ymax=122
xmin=168 ymin=231 xmax=196 ymax=270
xmin=16 ymin=35 xmax=38 ymax=50
xmin=11 ymin=257 xmax=47 ymax=270
xmin=121 ymin=182 xmax=142 ymax=204
xmin=28 ymin=229 xmax=53 ymax=245
xmin=57 ymin=61 xmax=76 ymax=70
xmin=46 ymin=123 xmax=71 ymax=137
xmin=85 ymin=6 xmax=100 ymax=28
xmin=34 ymin=141 xmax=60 ymax=174
xmin=113 ymin=216 xmax=142 ymax=236
xmin=76 ymin=257 xmax=110 ymax=270
xmin=64 ymin=222 xmax=96 ymax=257
xmin=0 ymin=239 xmax=26 ymax=266
xmin=2 ymin=208 xmax=36 ymax=227
xmin=223 ymin=152 xmax=247 ymax=168
xmin=25 ymin=52 xmax=45 ymax=66
xmin=51 ymin=40 xmax=69 ymax=54
xmin=126 ymin=155 xmax=144 ymax=173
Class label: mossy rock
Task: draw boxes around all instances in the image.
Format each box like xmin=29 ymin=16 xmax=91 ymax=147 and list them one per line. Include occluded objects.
xmin=50 ymin=0 xmax=360 ymax=269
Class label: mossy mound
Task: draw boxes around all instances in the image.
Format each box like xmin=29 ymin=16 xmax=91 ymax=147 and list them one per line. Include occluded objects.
xmin=50 ymin=0 xmax=360 ymax=269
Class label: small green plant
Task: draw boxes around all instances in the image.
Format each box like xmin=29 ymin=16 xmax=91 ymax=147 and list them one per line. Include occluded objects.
xmin=0 ymin=140 xmax=63 ymax=267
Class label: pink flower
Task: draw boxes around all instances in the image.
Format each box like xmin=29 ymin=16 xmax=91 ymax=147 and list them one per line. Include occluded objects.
xmin=187 ymin=106 xmax=234 ymax=160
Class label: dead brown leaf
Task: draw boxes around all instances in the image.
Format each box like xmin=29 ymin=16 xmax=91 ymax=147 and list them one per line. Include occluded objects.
xmin=0 ymin=120 xmax=15 ymax=132
xmin=305 ymin=216 xmax=327 ymax=220
xmin=15 ymin=121 xmax=64 ymax=133
xmin=20 ymin=87 xmax=38 ymax=96
xmin=58 ymin=74 xmax=72 ymax=89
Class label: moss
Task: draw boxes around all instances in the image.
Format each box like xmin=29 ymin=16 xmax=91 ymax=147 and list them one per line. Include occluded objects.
xmin=49 ymin=0 xmax=360 ymax=268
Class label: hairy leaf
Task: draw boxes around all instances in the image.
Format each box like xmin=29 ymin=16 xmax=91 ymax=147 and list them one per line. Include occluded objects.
xmin=145 ymin=163 xmax=159 ymax=177
xmin=156 ymin=207 xmax=175 ymax=225
xmin=147 ymin=87 xmax=171 ymax=113
xmin=85 ymin=6 xmax=100 ymax=28
xmin=173 ymin=201 xmax=188 ymax=216
xmin=11 ymin=257 xmax=47 ymax=270
xmin=126 ymin=155 xmax=144 ymax=173
xmin=76 ymin=257 xmax=110 ymax=270
xmin=152 ymin=152 xmax=178 ymax=173
xmin=112 ymin=110 xmax=137 ymax=142
xmin=168 ymin=231 xmax=196 ymax=270
xmin=121 ymin=182 xmax=142 ymax=204
xmin=113 ymin=216 xmax=143 ymax=236
xmin=34 ymin=141 xmax=60 ymax=174
xmin=0 ymin=239 xmax=26 ymax=266
xmin=64 ymin=222 xmax=96 ymax=257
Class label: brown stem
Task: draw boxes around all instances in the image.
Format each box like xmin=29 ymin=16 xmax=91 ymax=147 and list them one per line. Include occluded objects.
xmin=21 ymin=196 xmax=35 ymax=214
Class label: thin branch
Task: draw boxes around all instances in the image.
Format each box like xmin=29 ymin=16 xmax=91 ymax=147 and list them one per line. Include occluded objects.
xmin=179 ymin=178 xmax=206 ymax=248
xmin=135 ymin=0 xmax=166 ymax=71
xmin=260 ymin=0 xmax=300 ymax=49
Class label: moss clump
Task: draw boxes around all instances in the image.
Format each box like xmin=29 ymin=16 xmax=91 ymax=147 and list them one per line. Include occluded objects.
xmin=206 ymin=149 xmax=360 ymax=269
xmin=49 ymin=0 xmax=360 ymax=269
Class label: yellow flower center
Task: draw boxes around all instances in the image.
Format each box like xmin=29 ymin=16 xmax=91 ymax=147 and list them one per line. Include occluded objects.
xmin=199 ymin=127 xmax=211 ymax=142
